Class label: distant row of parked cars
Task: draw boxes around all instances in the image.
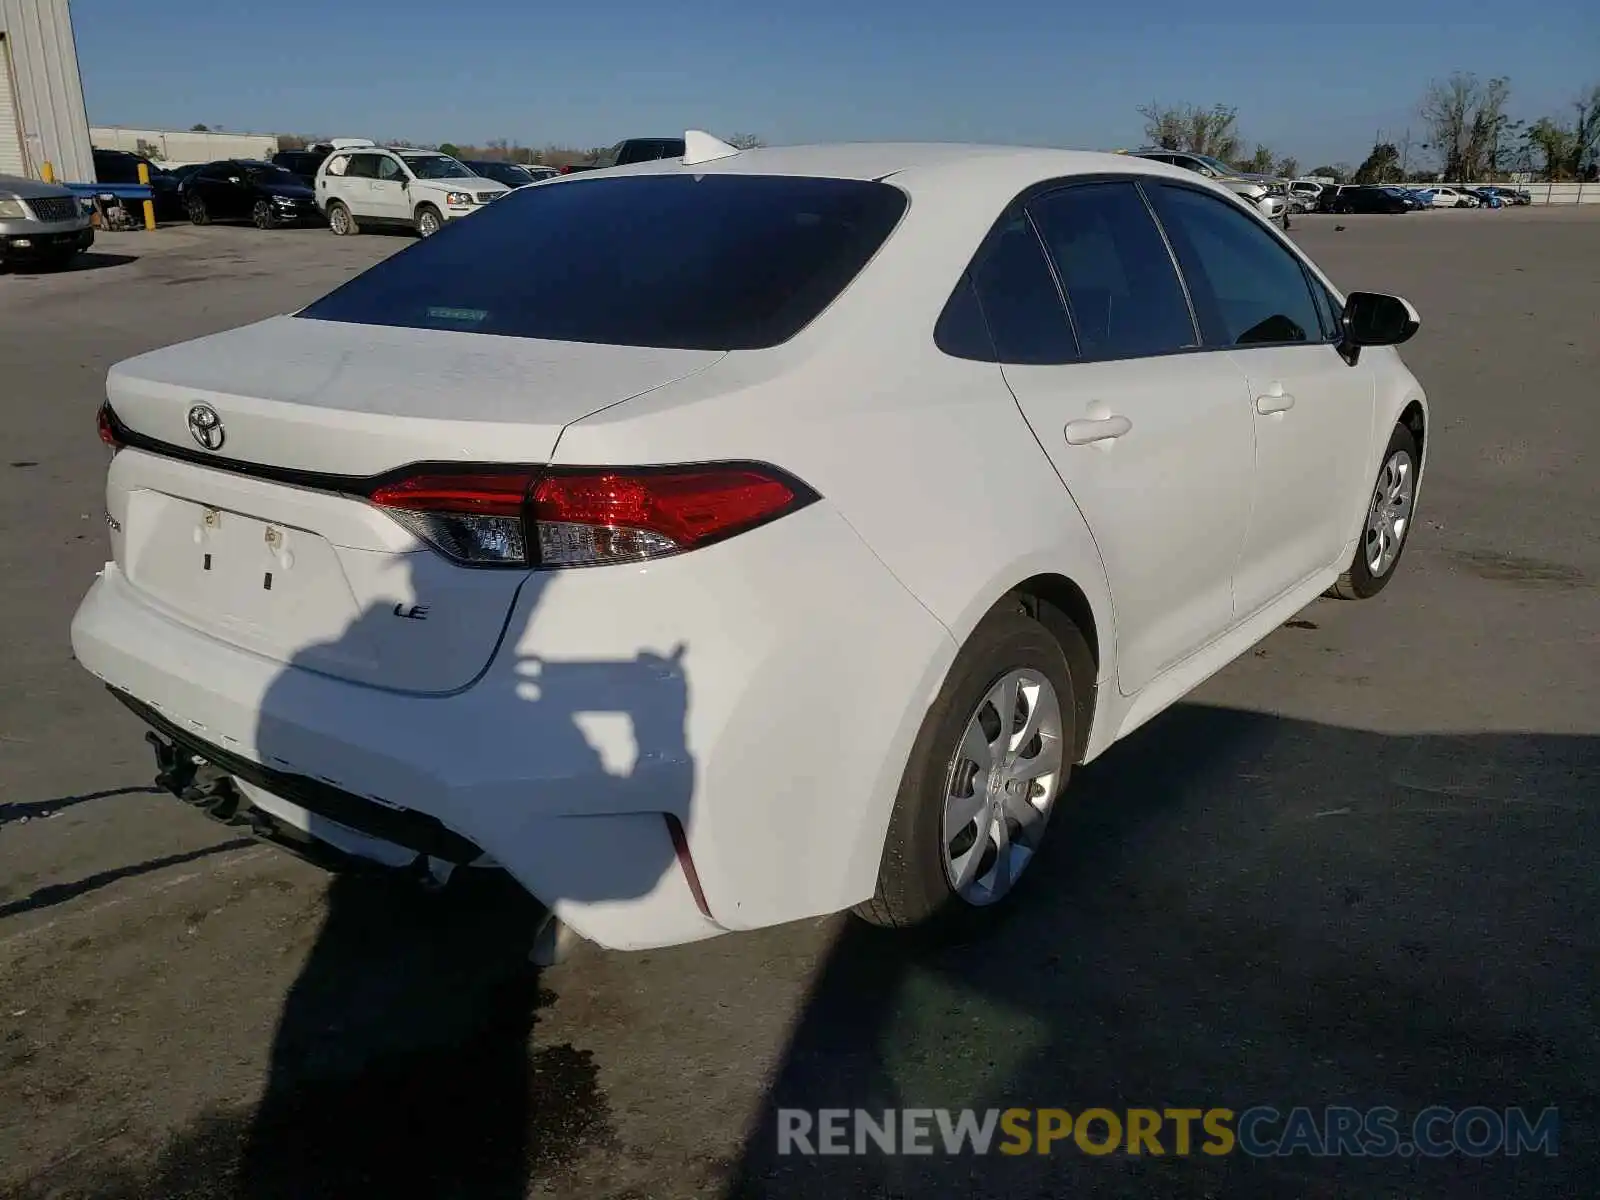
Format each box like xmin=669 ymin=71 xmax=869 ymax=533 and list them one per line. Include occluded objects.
xmin=1284 ymin=180 xmax=1533 ymax=216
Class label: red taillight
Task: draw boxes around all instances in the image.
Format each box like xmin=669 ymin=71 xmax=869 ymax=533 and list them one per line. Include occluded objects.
xmin=530 ymin=468 xmax=803 ymax=567
xmin=365 ymin=464 xmax=813 ymax=569
xmin=97 ymin=402 xmax=123 ymax=450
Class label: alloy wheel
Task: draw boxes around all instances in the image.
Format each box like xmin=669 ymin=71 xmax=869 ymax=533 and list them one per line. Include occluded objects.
xmin=1364 ymin=449 xmax=1415 ymax=577
xmin=941 ymin=669 xmax=1064 ymax=905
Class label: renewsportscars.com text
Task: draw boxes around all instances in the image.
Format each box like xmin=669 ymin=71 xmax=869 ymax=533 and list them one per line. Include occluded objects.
xmin=777 ymin=1106 xmax=1559 ymax=1158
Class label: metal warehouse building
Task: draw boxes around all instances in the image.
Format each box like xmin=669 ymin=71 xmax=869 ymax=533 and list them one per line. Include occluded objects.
xmin=0 ymin=0 xmax=93 ymax=182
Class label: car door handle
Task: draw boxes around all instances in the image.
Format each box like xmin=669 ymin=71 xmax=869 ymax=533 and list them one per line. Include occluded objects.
xmin=1064 ymin=415 xmax=1133 ymax=445
xmin=1255 ymin=391 xmax=1296 ymax=415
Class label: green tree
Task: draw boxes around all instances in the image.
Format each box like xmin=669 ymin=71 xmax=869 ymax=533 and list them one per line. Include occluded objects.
xmin=1522 ymin=84 xmax=1600 ymax=179
xmin=1274 ymin=156 xmax=1301 ymax=179
xmin=1236 ymin=143 xmax=1276 ymax=174
xmin=1308 ymin=164 xmax=1344 ymax=181
xmin=438 ymin=142 xmax=463 ymax=158
xmin=190 ymin=123 xmax=209 ymax=132
xmin=1353 ymin=142 xmax=1401 ymax=184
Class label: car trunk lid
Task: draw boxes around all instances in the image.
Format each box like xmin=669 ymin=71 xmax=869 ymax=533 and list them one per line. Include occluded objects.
xmin=103 ymin=318 xmax=723 ymax=693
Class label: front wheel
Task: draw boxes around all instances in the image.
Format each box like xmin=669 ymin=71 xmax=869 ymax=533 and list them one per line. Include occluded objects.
xmin=326 ymin=201 xmax=358 ymax=236
xmin=186 ymin=194 xmax=210 ymax=225
xmin=855 ymin=599 xmax=1085 ymax=932
xmin=251 ymin=199 xmax=277 ymax=230
xmin=415 ymin=205 xmax=442 ymax=237
xmin=1328 ymin=423 xmax=1421 ymax=600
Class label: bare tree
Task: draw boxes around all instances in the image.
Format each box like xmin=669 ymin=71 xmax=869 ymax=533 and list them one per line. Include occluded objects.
xmin=723 ymin=132 xmax=767 ymax=150
xmin=1275 ymin=155 xmax=1301 ymax=179
xmin=1420 ymin=73 xmax=1511 ymax=180
xmin=1136 ymin=103 xmax=1241 ymax=159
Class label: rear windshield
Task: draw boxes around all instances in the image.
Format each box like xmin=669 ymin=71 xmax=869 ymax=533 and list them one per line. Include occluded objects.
xmin=296 ymin=174 xmax=909 ymax=350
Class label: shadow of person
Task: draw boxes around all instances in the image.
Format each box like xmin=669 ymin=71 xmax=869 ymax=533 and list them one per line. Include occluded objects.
xmin=726 ymin=706 xmax=1600 ymax=1200
xmin=219 ymin=559 xmax=693 ymax=1198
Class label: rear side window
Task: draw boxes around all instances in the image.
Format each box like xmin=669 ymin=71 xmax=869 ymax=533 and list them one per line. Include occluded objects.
xmin=1147 ymin=183 xmax=1322 ymax=348
xmin=968 ymin=212 xmax=1077 ymax=364
xmin=297 ymin=174 xmax=908 ymax=350
xmin=1028 ymin=182 xmax=1198 ymax=361
xmin=324 ymin=154 xmax=350 ymax=177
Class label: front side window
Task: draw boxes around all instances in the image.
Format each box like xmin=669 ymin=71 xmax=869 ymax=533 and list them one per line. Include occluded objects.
xmin=1146 ymin=183 xmax=1322 ymax=348
xmin=375 ymin=155 xmax=407 ymax=182
xmin=400 ymin=154 xmax=473 ymax=180
xmin=1028 ymin=182 xmax=1198 ymax=361
xmin=298 ymin=173 xmax=908 ymax=350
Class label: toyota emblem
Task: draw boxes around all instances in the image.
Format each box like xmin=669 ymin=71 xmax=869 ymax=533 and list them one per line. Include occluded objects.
xmin=187 ymin=404 xmax=225 ymax=451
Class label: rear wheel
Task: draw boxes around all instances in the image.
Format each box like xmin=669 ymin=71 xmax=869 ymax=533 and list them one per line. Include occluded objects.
xmin=251 ymin=199 xmax=277 ymax=230
xmin=326 ymin=201 xmax=358 ymax=236
xmin=855 ymin=599 xmax=1084 ymax=932
xmin=1328 ymin=423 xmax=1420 ymax=600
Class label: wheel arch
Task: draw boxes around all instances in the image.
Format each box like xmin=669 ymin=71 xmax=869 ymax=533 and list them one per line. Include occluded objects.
xmin=964 ymin=572 xmax=1106 ymax=766
xmin=1398 ymin=397 xmax=1426 ymax=466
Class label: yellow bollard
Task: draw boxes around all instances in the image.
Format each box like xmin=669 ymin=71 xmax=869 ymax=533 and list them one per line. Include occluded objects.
xmin=41 ymin=161 xmax=56 ymax=183
xmin=137 ymin=162 xmax=156 ymax=230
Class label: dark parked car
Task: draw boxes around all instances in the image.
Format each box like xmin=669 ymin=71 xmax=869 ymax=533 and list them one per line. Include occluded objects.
xmin=271 ymin=148 xmax=332 ymax=186
xmin=91 ymin=148 xmax=184 ymax=220
xmin=558 ymin=137 xmax=689 ymax=174
xmin=1331 ymin=186 xmax=1412 ymax=214
xmin=180 ymin=160 xmax=324 ymax=229
xmin=460 ymin=160 xmax=542 ymax=189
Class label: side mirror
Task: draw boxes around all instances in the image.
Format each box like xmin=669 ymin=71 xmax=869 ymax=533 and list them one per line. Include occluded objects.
xmin=1337 ymin=292 xmax=1419 ymax=364
xmin=1342 ymin=292 xmax=1420 ymax=347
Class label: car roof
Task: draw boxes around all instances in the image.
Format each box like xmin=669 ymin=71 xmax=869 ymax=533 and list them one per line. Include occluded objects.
xmin=574 ymin=141 xmax=1209 ymax=198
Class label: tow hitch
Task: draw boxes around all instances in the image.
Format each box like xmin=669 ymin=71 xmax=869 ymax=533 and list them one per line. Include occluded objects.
xmin=144 ymin=730 xmax=416 ymax=878
xmin=147 ymin=731 xmax=268 ymax=831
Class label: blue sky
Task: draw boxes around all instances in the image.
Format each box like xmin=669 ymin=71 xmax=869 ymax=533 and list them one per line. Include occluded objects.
xmin=71 ymin=0 xmax=1596 ymax=168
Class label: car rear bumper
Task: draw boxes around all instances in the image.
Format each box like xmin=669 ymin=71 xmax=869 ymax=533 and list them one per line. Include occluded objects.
xmin=72 ymin=501 xmax=955 ymax=950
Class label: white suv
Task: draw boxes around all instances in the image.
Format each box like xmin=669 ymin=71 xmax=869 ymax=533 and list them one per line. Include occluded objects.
xmin=315 ymin=143 xmax=510 ymax=237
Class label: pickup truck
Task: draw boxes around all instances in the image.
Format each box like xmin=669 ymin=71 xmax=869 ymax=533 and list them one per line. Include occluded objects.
xmin=558 ymin=138 xmax=687 ymax=174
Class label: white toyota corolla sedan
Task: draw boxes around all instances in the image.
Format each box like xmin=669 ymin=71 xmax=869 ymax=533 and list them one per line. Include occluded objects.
xmin=72 ymin=133 xmax=1427 ymax=954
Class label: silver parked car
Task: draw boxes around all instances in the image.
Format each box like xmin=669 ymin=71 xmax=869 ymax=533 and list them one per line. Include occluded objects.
xmin=0 ymin=173 xmax=95 ymax=271
xmin=1124 ymin=149 xmax=1293 ymax=230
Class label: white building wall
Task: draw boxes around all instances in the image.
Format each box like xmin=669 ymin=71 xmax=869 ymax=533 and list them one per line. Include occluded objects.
xmin=0 ymin=0 xmax=93 ymax=181
xmin=90 ymin=125 xmax=279 ymax=167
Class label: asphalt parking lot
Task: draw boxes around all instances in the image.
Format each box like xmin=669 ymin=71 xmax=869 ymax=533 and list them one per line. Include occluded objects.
xmin=2 ymin=208 xmax=1598 ymax=1199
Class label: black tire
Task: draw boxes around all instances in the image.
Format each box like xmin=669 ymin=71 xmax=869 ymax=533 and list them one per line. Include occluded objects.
xmin=1328 ymin=423 xmax=1421 ymax=601
xmin=854 ymin=597 xmax=1087 ymax=932
xmin=186 ymin=193 xmax=210 ymax=225
xmin=414 ymin=205 xmax=443 ymax=237
xmin=251 ymin=199 xmax=277 ymax=230
xmin=326 ymin=201 xmax=358 ymax=236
